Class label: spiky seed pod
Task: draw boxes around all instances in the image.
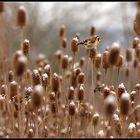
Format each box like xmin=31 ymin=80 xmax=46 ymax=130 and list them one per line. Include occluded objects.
xmin=92 ymin=113 xmax=99 ymax=126
xmin=78 ymin=72 xmax=85 ymax=84
xmin=50 ymin=101 xmax=57 ymax=114
xmin=104 ymin=95 xmax=116 ymax=117
xmin=22 ymin=39 xmax=30 ymax=56
xmin=13 ymin=50 xmax=23 ymax=66
xmin=1 ymin=85 xmax=7 ymax=96
xmin=120 ymin=92 xmax=130 ymax=116
xmin=130 ymin=91 xmax=136 ymax=102
xmin=52 ymin=73 xmax=60 ymax=92
xmin=128 ymin=123 xmax=136 ymax=137
xmin=97 ymin=130 xmax=105 ymax=138
xmin=71 ymin=37 xmax=79 ymax=54
xmin=103 ymin=86 xmax=110 ymax=99
xmin=10 ymin=81 xmax=18 ymax=99
xmin=68 ymin=86 xmax=74 ymax=100
xmin=126 ymin=48 xmax=132 ymax=62
xmin=125 ymin=68 xmax=130 ymax=78
xmin=71 ymin=70 xmax=77 ymax=88
xmin=132 ymin=37 xmax=140 ymax=49
xmin=133 ymin=59 xmax=138 ymax=68
xmin=61 ymin=38 xmax=67 ymax=49
xmin=61 ymin=55 xmax=68 ymax=70
xmin=115 ymin=55 xmax=123 ymax=68
xmin=28 ymin=128 xmax=34 ymax=138
xmin=17 ymin=6 xmax=27 ymax=28
xmin=117 ymin=83 xmax=126 ymax=99
xmin=79 ymin=57 xmax=85 ymax=67
xmin=55 ymin=50 xmax=63 ymax=62
xmin=134 ymin=10 xmax=140 ymax=36
xmin=31 ymin=85 xmax=43 ymax=109
xmin=49 ymin=92 xmax=56 ymax=102
xmin=134 ymin=105 xmax=140 ymax=122
xmin=68 ymin=101 xmax=76 ymax=116
xmin=44 ymin=64 xmax=51 ymax=78
xmin=36 ymin=53 xmax=46 ymax=66
xmin=102 ymin=50 xmax=110 ymax=70
xmin=106 ymin=126 xmax=112 ymax=138
xmin=135 ymin=44 xmax=140 ymax=61
xmin=14 ymin=55 xmax=27 ymax=76
xmin=8 ymin=70 xmax=14 ymax=82
xmin=88 ymin=47 xmax=97 ymax=60
xmin=96 ymin=71 xmax=101 ymax=81
xmin=59 ymin=25 xmax=65 ymax=38
xmin=109 ymin=42 xmax=120 ymax=66
xmin=90 ymin=26 xmax=96 ymax=36
xmin=77 ymin=84 xmax=85 ymax=102
xmin=0 ymin=2 xmax=4 ymax=13
xmin=75 ymin=68 xmax=81 ymax=77
xmin=135 ymin=83 xmax=140 ymax=96
xmin=95 ymin=53 xmax=102 ymax=69
xmin=42 ymin=73 xmax=48 ymax=88
xmin=25 ymin=87 xmax=32 ymax=99
xmin=32 ymin=69 xmax=41 ymax=86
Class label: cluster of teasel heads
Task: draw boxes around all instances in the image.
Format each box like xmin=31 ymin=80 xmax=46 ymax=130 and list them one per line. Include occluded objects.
xmin=0 ymin=2 xmax=140 ymax=138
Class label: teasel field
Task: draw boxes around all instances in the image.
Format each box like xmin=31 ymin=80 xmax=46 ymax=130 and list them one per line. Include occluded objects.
xmin=0 ymin=1 xmax=140 ymax=138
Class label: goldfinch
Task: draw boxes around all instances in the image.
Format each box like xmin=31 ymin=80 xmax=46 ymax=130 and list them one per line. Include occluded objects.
xmin=78 ymin=35 xmax=100 ymax=48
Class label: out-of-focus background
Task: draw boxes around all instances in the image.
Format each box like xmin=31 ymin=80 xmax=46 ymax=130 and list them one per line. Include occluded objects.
xmin=2 ymin=2 xmax=138 ymax=70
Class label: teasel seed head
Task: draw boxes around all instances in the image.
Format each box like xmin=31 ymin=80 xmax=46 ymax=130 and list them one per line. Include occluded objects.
xmin=49 ymin=92 xmax=56 ymax=102
xmin=92 ymin=112 xmax=100 ymax=126
xmin=44 ymin=64 xmax=51 ymax=78
xmin=125 ymin=68 xmax=130 ymax=78
xmin=77 ymin=84 xmax=85 ymax=102
xmin=67 ymin=86 xmax=74 ymax=100
xmin=14 ymin=55 xmax=27 ymax=76
xmin=68 ymin=101 xmax=76 ymax=116
xmin=1 ymin=84 xmax=7 ymax=96
xmin=135 ymin=44 xmax=140 ymax=61
xmin=134 ymin=105 xmax=140 ymax=122
xmin=31 ymin=85 xmax=43 ymax=109
xmin=126 ymin=48 xmax=132 ymax=62
xmin=128 ymin=123 xmax=136 ymax=137
xmin=88 ymin=47 xmax=97 ymax=60
xmin=96 ymin=71 xmax=101 ymax=81
xmin=55 ymin=50 xmax=63 ymax=62
xmin=79 ymin=57 xmax=85 ymax=67
xmin=17 ymin=6 xmax=27 ymax=28
xmin=102 ymin=50 xmax=110 ymax=70
xmin=78 ymin=72 xmax=85 ymax=84
xmin=61 ymin=37 xmax=67 ymax=49
xmin=71 ymin=37 xmax=79 ymax=54
xmin=0 ymin=2 xmax=4 ymax=13
xmin=41 ymin=73 xmax=48 ymax=88
xmin=115 ymin=55 xmax=123 ymax=68
xmin=13 ymin=50 xmax=23 ymax=66
xmin=120 ymin=92 xmax=130 ymax=116
xmin=90 ymin=25 xmax=96 ymax=36
xmin=32 ymin=69 xmax=41 ymax=86
xmin=61 ymin=54 xmax=68 ymax=70
xmin=28 ymin=128 xmax=34 ymax=138
xmin=95 ymin=53 xmax=102 ymax=69
xmin=10 ymin=81 xmax=18 ymax=99
xmin=103 ymin=86 xmax=110 ymax=99
xmin=132 ymin=37 xmax=140 ymax=49
xmin=130 ymin=91 xmax=136 ymax=102
xmin=97 ymin=130 xmax=105 ymax=138
xmin=59 ymin=25 xmax=65 ymax=38
xmin=104 ymin=95 xmax=116 ymax=117
xmin=109 ymin=42 xmax=120 ymax=66
xmin=134 ymin=10 xmax=140 ymax=36
xmin=133 ymin=58 xmax=138 ymax=68
xmin=52 ymin=73 xmax=60 ymax=92
xmin=8 ymin=70 xmax=14 ymax=82
xmin=117 ymin=83 xmax=126 ymax=100
xmin=22 ymin=39 xmax=30 ymax=56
